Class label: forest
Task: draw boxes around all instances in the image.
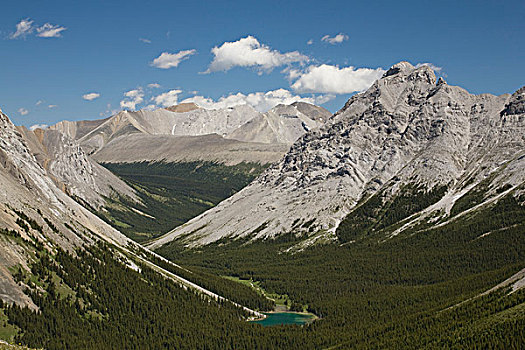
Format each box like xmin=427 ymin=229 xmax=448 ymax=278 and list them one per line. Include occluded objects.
xmin=0 ymin=187 xmax=524 ymax=348
xmin=96 ymin=161 xmax=267 ymax=242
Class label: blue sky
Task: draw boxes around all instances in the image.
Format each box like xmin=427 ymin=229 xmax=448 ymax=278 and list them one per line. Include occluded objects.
xmin=1 ymin=0 xmax=524 ymax=128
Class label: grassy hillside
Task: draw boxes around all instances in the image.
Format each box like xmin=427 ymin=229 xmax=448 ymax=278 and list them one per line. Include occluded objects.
xmin=97 ymin=161 xmax=267 ymax=242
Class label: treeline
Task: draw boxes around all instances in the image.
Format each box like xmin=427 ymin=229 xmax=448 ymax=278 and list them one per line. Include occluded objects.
xmin=336 ymin=182 xmax=447 ymax=243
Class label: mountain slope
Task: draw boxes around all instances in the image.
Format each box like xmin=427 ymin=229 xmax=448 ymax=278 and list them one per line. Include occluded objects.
xmin=148 ymin=62 xmax=525 ymax=249
xmin=16 ymin=126 xmax=137 ymax=209
xmin=0 ymin=108 xmax=265 ymax=318
xmin=226 ymin=103 xmax=330 ymax=144
xmin=91 ymin=133 xmax=289 ymax=165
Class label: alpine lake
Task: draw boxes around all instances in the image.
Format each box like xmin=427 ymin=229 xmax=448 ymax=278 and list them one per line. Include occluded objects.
xmin=251 ymin=312 xmax=316 ymax=326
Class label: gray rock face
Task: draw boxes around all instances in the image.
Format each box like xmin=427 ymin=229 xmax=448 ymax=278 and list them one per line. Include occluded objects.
xmin=501 ymin=86 xmax=525 ymax=116
xmin=17 ymin=127 xmax=137 ymax=208
xmin=292 ymin=101 xmax=332 ymax=122
xmin=148 ymin=62 xmax=525 ymax=249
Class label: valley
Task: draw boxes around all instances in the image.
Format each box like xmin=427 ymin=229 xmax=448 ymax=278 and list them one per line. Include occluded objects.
xmin=96 ymin=161 xmax=267 ymax=242
xmin=0 ymin=62 xmax=523 ymax=349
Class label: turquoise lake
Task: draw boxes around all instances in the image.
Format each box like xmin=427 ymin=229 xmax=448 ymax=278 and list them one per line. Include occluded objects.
xmin=252 ymin=312 xmax=315 ymax=326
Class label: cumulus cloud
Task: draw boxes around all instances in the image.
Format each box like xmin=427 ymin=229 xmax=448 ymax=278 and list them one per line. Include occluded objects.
xmin=139 ymin=38 xmax=152 ymax=44
xmin=321 ymin=33 xmax=349 ymax=45
xmin=82 ymin=92 xmax=100 ymax=101
xmin=10 ymin=19 xmax=34 ymax=39
xmin=182 ymin=88 xmax=331 ymax=112
xmin=35 ymin=100 xmax=43 ymax=106
xmin=120 ymin=89 xmax=144 ymax=110
xmin=30 ymin=124 xmax=49 ymax=131
xmin=48 ymin=104 xmax=57 ymax=108
xmin=18 ymin=108 xmax=29 ymax=116
xmin=152 ymin=89 xmax=183 ymax=107
xmin=147 ymin=83 xmax=161 ymax=89
xmin=10 ymin=19 xmax=66 ymax=39
xmin=151 ymin=49 xmax=196 ymax=69
xmin=415 ymin=62 xmax=443 ymax=73
xmin=205 ymin=36 xmax=309 ymax=73
xmin=290 ymin=64 xmax=384 ymax=94
xmin=307 ymin=39 xmax=314 ymax=45
xmin=36 ymin=23 xmax=67 ymax=38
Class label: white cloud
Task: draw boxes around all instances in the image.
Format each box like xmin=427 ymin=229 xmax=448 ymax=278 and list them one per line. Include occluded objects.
xmin=290 ymin=64 xmax=384 ymax=94
xmin=151 ymin=49 xmax=196 ymax=69
xmin=35 ymin=100 xmax=43 ymax=106
xmin=30 ymin=124 xmax=48 ymax=131
xmin=82 ymin=92 xmax=100 ymax=101
xmin=148 ymin=83 xmax=161 ymax=89
xmin=205 ymin=36 xmax=309 ymax=73
xmin=182 ymin=88 xmax=331 ymax=112
xmin=315 ymin=94 xmax=336 ymax=104
xmin=36 ymin=23 xmax=66 ymax=38
xmin=321 ymin=33 xmax=349 ymax=45
xmin=18 ymin=108 xmax=29 ymax=116
xmin=152 ymin=89 xmax=183 ymax=107
xmin=10 ymin=19 xmax=34 ymax=39
xmin=120 ymin=89 xmax=144 ymax=110
xmin=101 ymin=103 xmax=119 ymax=117
xmin=143 ymin=104 xmax=157 ymax=111
xmin=48 ymin=104 xmax=57 ymax=108
xmin=307 ymin=39 xmax=314 ymax=45
xmin=415 ymin=62 xmax=443 ymax=73
xmin=139 ymin=38 xmax=152 ymax=44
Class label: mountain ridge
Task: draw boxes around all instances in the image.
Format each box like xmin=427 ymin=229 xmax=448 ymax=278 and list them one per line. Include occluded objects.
xmin=147 ymin=62 xmax=525 ymax=249
xmin=48 ymin=102 xmax=331 ymax=165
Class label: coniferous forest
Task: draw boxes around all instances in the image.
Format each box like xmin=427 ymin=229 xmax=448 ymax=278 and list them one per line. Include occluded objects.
xmin=1 ymin=187 xmax=524 ymax=348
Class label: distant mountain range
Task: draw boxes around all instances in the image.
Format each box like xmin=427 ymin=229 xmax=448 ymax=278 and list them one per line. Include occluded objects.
xmin=48 ymin=101 xmax=331 ymax=165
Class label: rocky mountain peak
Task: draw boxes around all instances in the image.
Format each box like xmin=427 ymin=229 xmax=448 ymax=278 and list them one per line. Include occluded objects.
xmin=148 ymin=61 xmax=524 ymax=248
xmin=501 ymin=86 xmax=525 ymax=116
xmin=382 ymin=61 xmax=414 ymax=77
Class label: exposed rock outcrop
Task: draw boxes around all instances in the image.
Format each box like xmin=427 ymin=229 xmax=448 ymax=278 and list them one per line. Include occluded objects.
xmin=17 ymin=127 xmax=137 ymax=208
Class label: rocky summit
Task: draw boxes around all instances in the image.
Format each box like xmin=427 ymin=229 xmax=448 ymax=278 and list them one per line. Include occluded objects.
xmin=148 ymin=62 xmax=525 ymax=249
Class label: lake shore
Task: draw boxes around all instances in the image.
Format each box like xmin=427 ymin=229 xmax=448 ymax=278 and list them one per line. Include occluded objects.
xmin=249 ymin=310 xmax=318 ymax=324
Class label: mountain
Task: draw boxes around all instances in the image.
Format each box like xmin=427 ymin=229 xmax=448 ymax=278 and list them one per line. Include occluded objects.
xmin=42 ymin=102 xmax=330 ymax=241
xmin=147 ymin=62 xmax=525 ymax=249
xmin=43 ymin=103 xmax=328 ymax=242
xmin=91 ymin=133 xmax=289 ymax=165
xmin=49 ymin=102 xmax=330 ymax=165
xmin=1 ymin=64 xmax=524 ymax=349
xmin=226 ymin=103 xmax=331 ymax=144
xmin=0 ymin=106 xmax=265 ymax=318
xmin=0 ymin=108 xmax=133 ymax=307
xmin=16 ymin=126 xmax=137 ymax=209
